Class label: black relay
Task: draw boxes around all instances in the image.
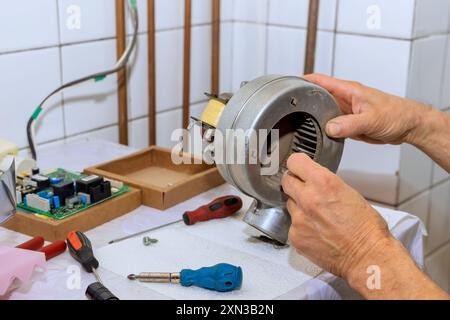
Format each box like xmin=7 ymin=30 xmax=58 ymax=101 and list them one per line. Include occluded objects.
xmin=53 ymin=181 xmax=75 ymax=203
xmin=31 ymin=174 xmax=50 ymax=190
xmin=76 ymin=175 xmax=112 ymax=204
xmin=76 ymin=175 xmax=103 ymax=194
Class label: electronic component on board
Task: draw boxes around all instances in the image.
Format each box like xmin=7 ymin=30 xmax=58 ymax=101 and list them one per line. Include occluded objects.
xmin=31 ymin=174 xmax=50 ymax=190
xmin=65 ymin=195 xmax=80 ymax=209
xmin=90 ymin=181 xmax=112 ymax=203
xmin=78 ymin=192 xmax=91 ymax=205
xmin=76 ymin=175 xmax=102 ymax=194
xmin=25 ymin=194 xmax=51 ymax=212
xmin=76 ymin=175 xmax=112 ymax=204
xmin=53 ymin=196 xmax=61 ymax=209
xmin=16 ymin=168 xmax=129 ymax=220
xmin=53 ymin=181 xmax=75 ymax=203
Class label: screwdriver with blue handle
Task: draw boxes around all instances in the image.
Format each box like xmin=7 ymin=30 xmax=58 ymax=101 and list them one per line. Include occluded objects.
xmin=127 ymin=263 xmax=243 ymax=292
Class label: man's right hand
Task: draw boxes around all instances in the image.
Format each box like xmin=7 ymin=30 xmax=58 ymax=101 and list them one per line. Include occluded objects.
xmin=305 ymin=73 xmax=450 ymax=173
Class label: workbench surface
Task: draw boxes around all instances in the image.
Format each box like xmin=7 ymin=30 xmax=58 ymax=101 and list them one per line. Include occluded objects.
xmin=0 ymin=139 xmax=425 ymax=300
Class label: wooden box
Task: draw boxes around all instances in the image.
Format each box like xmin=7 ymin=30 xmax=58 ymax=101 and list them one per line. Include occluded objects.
xmin=84 ymin=146 xmax=224 ymax=210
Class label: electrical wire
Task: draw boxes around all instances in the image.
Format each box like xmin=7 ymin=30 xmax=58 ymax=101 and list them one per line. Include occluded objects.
xmin=27 ymin=0 xmax=139 ymax=161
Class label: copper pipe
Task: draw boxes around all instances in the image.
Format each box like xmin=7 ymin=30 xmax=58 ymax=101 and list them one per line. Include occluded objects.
xmin=115 ymin=0 xmax=129 ymax=145
xmin=182 ymin=0 xmax=192 ymax=129
xmin=304 ymin=0 xmax=320 ymax=75
xmin=211 ymin=0 xmax=221 ymax=96
xmin=148 ymin=0 xmax=157 ymax=145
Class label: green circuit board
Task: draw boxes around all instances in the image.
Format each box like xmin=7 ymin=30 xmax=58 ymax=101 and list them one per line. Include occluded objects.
xmin=17 ymin=168 xmax=129 ymax=220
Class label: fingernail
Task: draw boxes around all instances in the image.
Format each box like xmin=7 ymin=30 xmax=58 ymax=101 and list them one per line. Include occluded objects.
xmin=326 ymin=122 xmax=341 ymax=136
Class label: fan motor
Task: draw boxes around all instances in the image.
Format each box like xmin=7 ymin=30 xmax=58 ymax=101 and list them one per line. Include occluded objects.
xmin=197 ymin=75 xmax=344 ymax=244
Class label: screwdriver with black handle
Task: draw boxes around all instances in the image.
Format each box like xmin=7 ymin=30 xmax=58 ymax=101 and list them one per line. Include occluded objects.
xmin=66 ymin=231 xmax=119 ymax=300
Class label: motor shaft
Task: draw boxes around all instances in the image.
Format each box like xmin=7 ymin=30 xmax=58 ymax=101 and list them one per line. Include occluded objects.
xmin=128 ymin=272 xmax=181 ymax=284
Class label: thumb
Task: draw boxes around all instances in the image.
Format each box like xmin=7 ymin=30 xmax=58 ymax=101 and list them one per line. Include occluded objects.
xmin=325 ymin=114 xmax=368 ymax=138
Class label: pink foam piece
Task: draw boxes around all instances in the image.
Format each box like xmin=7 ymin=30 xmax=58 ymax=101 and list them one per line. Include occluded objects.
xmin=0 ymin=246 xmax=46 ymax=296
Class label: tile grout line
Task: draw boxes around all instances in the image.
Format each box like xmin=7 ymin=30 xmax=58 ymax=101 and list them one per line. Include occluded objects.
xmin=330 ymin=0 xmax=340 ymax=77
xmin=396 ymin=178 xmax=450 ymax=207
xmin=425 ymin=240 xmax=450 ymax=259
xmin=0 ymin=21 xmax=232 ymax=57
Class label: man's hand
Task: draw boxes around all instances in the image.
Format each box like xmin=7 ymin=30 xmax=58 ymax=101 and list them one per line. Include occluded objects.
xmin=304 ymin=73 xmax=431 ymax=145
xmin=282 ymin=153 xmax=449 ymax=299
xmin=304 ymin=73 xmax=450 ymax=173
xmin=281 ymin=153 xmax=391 ymax=279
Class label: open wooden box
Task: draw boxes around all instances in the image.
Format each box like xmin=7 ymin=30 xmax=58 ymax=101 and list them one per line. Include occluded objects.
xmin=84 ymin=146 xmax=224 ymax=210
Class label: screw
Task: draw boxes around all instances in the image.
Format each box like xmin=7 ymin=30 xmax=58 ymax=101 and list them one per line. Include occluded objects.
xmin=290 ymin=97 xmax=297 ymax=107
xmin=143 ymin=236 xmax=158 ymax=246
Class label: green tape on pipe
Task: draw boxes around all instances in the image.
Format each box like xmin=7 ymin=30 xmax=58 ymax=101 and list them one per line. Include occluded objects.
xmin=31 ymin=106 xmax=43 ymax=120
xmin=130 ymin=0 xmax=137 ymax=9
xmin=94 ymin=75 xmax=106 ymax=82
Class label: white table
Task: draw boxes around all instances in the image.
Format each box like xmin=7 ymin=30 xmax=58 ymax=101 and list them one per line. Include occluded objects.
xmin=0 ymin=139 xmax=426 ymax=300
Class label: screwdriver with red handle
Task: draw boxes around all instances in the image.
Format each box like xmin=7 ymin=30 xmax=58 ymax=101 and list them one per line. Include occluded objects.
xmin=183 ymin=195 xmax=243 ymax=226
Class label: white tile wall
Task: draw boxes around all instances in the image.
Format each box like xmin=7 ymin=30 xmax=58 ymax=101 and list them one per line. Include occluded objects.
xmin=408 ymin=35 xmax=447 ymax=107
xmin=0 ymin=48 xmax=64 ymax=148
xmin=231 ymin=22 xmax=267 ymax=91
xmin=333 ymin=34 xmax=411 ymax=97
xmin=338 ymin=141 xmax=401 ymax=205
xmin=190 ymin=101 xmax=208 ymax=118
xmin=233 ymin=0 xmax=269 ymax=23
xmin=433 ymin=163 xmax=450 ymax=185
xmin=426 ymin=181 xmax=450 ymax=254
xmin=266 ymin=27 xmax=334 ymax=76
xmin=0 ymin=0 xmax=59 ymax=53
xmin=129 ymin=117 xmax=148 ymax=149
xmin=413 ymin=0 xmax=450 ymax=38
xmin=398 ymin=145 xmax=434 ymax=203
xmin=425 ymin=242 xmax=450 ymax=293
xmin=190 ymin=25 xmax=212 ymax=103
xmin=398 ymin=191 xmax=430 ymax=226
xmin=61 ymin=39 xmax=119 ymax=136
xmin=58 ymin=0 xmax=116 ymax=44
xmin=337 ymin=0 xmax=415 ymax=39
xmin=155 ymin=29 xmax=183 ymax=112
xmin=220 ymin=0 xmax=234 ymax=21
xmin=192 ymin=0 xmax=213 ymax=25
xmin=156 ymin=108 xmax=183 ymax=148
xmin=66 ymin=125 xmax=119 ymax=144
xmin=441 ymin=35 xmax=450 ymax=109
xmin=220 ymin=22 xmax=234 ymax=92
xmin=127 ymin=34 xmax=149 ymax=119
xmin=269 ymin=0 xmax=337 ymax=31
xmin=155 ymin=0 xmax=184 ymax=30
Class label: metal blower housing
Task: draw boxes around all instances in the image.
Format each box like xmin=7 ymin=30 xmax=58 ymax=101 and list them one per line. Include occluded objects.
xmin=212 ymin=75 xmax=344 ymax=244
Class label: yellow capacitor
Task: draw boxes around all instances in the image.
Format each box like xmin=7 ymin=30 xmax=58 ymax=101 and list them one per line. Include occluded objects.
xmin=200 ymin=99 xmax=226 ymax=128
